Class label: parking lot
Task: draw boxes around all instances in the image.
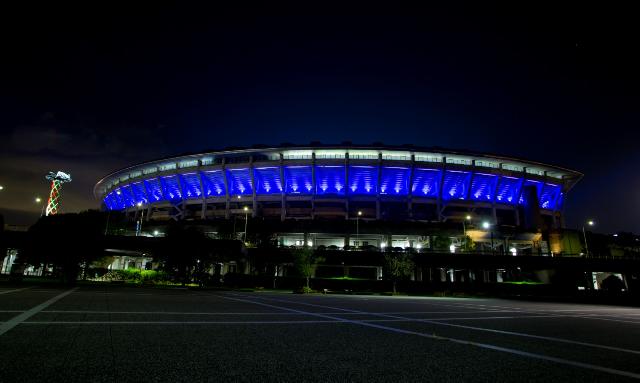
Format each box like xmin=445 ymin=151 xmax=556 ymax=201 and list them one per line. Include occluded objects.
xmin=1 ymin=285 xmax=639 ymax=382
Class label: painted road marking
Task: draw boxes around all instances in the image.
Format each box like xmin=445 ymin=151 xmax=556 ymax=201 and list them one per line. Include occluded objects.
xmin=221 ymin=294 xmax=640 ymax=380
xmin=0 ymin=287 xmax=32 ymax=295
xmin=240 ymin=294 xmax=640 ymax=356
xmin=0 ymin=288 xmax=77 ymax=336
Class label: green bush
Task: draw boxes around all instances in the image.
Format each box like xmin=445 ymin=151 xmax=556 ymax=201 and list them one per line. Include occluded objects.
xmin=97 ymin=268 xmax=169 ymax=284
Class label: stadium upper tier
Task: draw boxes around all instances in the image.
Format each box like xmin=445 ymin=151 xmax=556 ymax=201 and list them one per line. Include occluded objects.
xmin=95 ymin=144 xmax=582 ymax=213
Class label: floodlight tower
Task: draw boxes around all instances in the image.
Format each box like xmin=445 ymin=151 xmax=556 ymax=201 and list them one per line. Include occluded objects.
xmin=45 ymin=171 xmax=72 ymax=216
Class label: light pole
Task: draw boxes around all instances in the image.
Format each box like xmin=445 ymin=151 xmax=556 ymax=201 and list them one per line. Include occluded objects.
xmin=35 ymin=197 xmax=45 ymax=216
xmin=463 ymin=215 xmax=471 ymax=251
xmin=582 ymin=220 xmax=594 ymax=256
xmin=243 ymin=206 xmax=249 ymax=244
xmin=136 ymin=202 xmax=145 ymax=236
xmin=356 ymin=211 xmax=362 ymax=249
xmin=483 ymin=221 xmax=494 ymax=255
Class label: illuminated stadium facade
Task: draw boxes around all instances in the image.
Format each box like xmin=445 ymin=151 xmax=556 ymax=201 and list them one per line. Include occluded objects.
xmin=95 ymin=144 xmax=581 ymax=230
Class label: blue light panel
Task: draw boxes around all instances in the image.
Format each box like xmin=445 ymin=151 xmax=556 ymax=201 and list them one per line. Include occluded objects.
xmin=180 ymin=173 xmax=202 ymax=200
xmin=103 ymin=192 xmax=118 ymax=210
xmin=411 ymin=168 xmax=440 ymax=198
xmin=442 ymin=170 xmax=472 ymax=200
xmin=348 ymin=166 xmax=377 ymax=195
xmin=540 ymin=183 xmax=561 ymax=210
xmin=519 ymin=179 xmax=543 ymax=206
xmin=226 ymin=168 xmax=253 ymax=195
xmin=110 ymin=188 xmax=126 ymax=209
xmin=470 ymin=173 xmax=498 ymax=202
xmin=380 ymin=167 xmax=410 ymax=195
xmin=144 ymin=178 xmax=164 ymax=202
xmin=495 ymin=176 xmax=522 ymax=205
xmin=119 ymin=185 xmax=136 ymax=208
xmin=160 ymin=175 xmax=182 ymax=202
xmin=253 ymin=167 xmax=283 ymax=194
xmin=130 ymin=182 xmax=149 ymax=205
xmin=315 ymin=166 xmax=345 ymax=195
xmin=284 ymin=166 xmax=313 ymax=194
xmin=201 ymin=170 xmax=226 ymax=197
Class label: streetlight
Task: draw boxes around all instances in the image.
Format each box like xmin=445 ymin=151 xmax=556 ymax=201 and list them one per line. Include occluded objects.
xmin=463 ymin=215 xmax=471 ymax=250
xmin=0 ymin=185 xmax=4 ymax=191
xmin=482 ymin=221 xmax=494 ymax=255
xmin=582 ymin=220 xmax=595 ymax=256
xmin=243 ymin=206 xmax=249 ymax=244
xmin=135 ymin=202 xmax=145 ymax=236
xmin=356 ymin=210 xmax=362 ymax=249
xmin=35 ymin=197 xmax=45 ymax=216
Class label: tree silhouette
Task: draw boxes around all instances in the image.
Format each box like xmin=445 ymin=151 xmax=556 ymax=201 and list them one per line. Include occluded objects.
xmin=292 ymin=248 xmax=324 ymax=290
xmin=19 ymin=210 xmax=107 ymax=284
xmin=384 ymin=253 xmax=414 ymax=294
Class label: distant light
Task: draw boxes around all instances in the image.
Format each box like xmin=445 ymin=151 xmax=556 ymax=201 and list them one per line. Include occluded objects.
xmin=482 ymin=222 xmax=490 ymax=230
xmin=153 ymin=230 xmax=160 ymax=236
xmin=358 ymin=211 xmax=362 ymax=216
xmin=416 ymin=243 xmax=422 ymax=249
xmin=380 ymin=242 xmax=386 ymax=248
xmin=465 ymin=215 xmax=471 ymax=220
xmin=243 ymin=206 xmax=249 ymax=211
xmin=237 ymin=195 xmax=241 ymax=199
xmin=136 ymin=202 xmax=142 ymax=207
xmin=35 ymin=197 xmax=42 ymax=203
xmin=587 ymin=220 xmax=595 ymax=226
xmin=510 ymin=247 xmax=517 ymax=256
xmin=449 ymin=244 xmax=456 ymax=253
xmin=613 ymin=234 xmax=618 ymax=237
xmin=307 ymin=241 xmax=313 ymax=247
xmin=0 ymin=185 xmax=4 ymax=191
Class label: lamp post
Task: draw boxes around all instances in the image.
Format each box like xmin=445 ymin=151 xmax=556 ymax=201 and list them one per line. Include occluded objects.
xmin=243 ymin=206 xmax=249 ymax=244
xmin=136 ymin=202 xmax=145 ymax=236
xmin=463 ymin=215 xmax=471 ymax=251
xmin=35 ymin=197 xmax=45 ymax=216
xmin=483 ymin=221 xmax=494 ymax=255
xmin=356 ymin=211 xmax=362 ymax=249
xmin=582 ymin=220 xmax=594 ymax=256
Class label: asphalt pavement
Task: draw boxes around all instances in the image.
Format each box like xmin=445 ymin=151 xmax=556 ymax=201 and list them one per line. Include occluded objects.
xmin=1 ymin=285 xmax=639 ymax=382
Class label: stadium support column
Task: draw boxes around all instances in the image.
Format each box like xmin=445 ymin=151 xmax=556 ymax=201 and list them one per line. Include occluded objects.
xmin=344 ymin=153 xmax=349 ymax=220
xmin=494 ymin=166 xmax=503 ymax=226
xmin=222 ymin=158 xmax=230 ymax=219
xmin=408 ymin=154 xmax=415 ymax=219
xmin=515 ymin=173 xmax=526 ymax=227
xmin=198 ymin=160 xmax=206 ymax=220
xmin=437 ymin=157 xmax=446 ymax=222
xmin=279 ymin=154 xmax=286 ymax=221
xmin=311 ymin=152 xmax=316 ymax=220
xmin=175 ymin=169 xmax=185 ymax=220
xmin=376 ymin=153 xmax=382 ymax=220
xmin=250 ymin=156 xmax=257 ymax=218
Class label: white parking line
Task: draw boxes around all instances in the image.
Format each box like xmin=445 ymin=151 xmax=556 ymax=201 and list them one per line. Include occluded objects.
xmin=221 ymin=294 xmax=640 ymax=379
xmin=35 ymin=309 xmax=534 ymax=316
xmin=0 ymin=287 xmax=32 ymax=295
xmin=236 ymin=295 xmax=640 ymax=356
xmin=0 ymin=288 xmax=77 ymax=336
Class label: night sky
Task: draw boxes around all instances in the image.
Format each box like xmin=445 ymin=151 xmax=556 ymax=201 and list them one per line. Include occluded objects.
xmin=1 ymin=5 xmax=638 ymax=233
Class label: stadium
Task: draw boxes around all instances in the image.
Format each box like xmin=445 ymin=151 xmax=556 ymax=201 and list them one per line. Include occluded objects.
xmin=94 ymin=143 xmax=582 ymax=259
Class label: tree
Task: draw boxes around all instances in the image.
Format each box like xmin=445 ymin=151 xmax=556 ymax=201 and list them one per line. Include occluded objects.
xmin=18 ymin=210 xmax=107 ymax=284
xmin=155 ymin=222 xmax=209 ymax=286
xmin=292 ymin=248 xmax=324 ymax=290
xmin=432 ymin=236 xmax=452 ymax=252
xmin=384 ymin=253 xmax=414 ymax=294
